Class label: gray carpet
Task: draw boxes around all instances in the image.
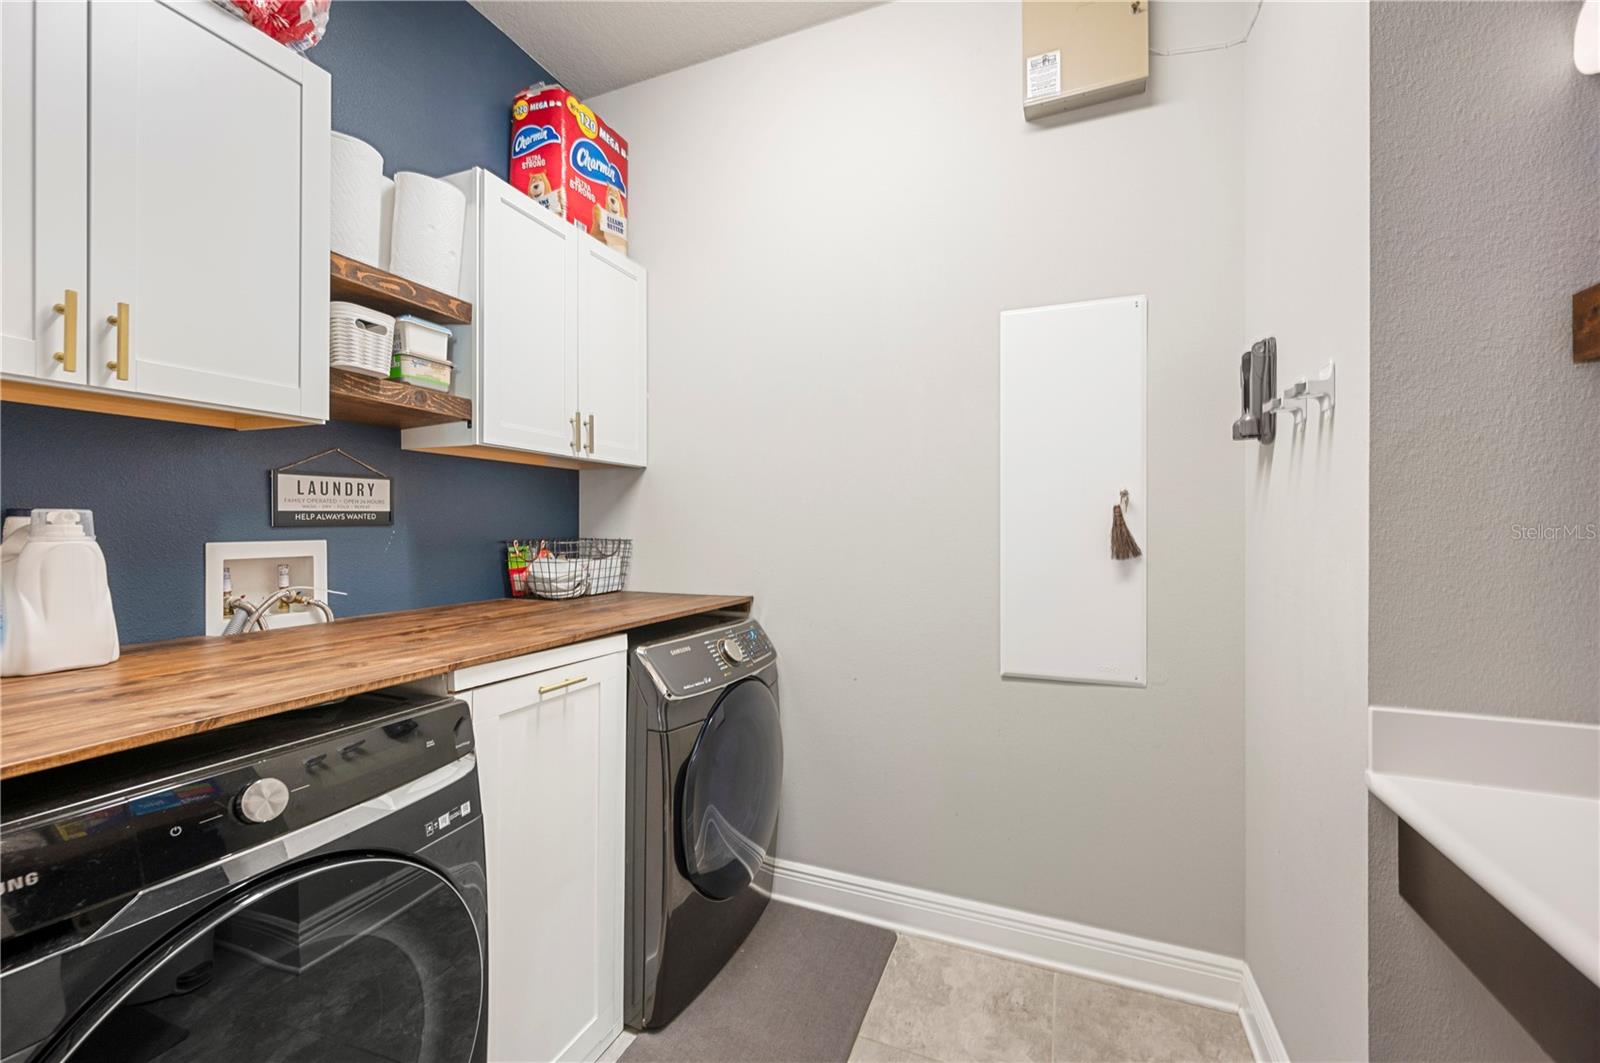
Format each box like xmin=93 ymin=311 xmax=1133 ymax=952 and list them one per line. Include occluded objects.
xmin=622 ymin=901 xmax=896 ymax=1063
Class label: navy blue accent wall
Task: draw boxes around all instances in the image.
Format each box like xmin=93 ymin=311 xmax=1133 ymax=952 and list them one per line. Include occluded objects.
xmin=1 ymin=2 xmax=575 ymax=645
xmin=309 ymin=0 xmax=559 ymax=178
xmin=1 ymin=404 xmax=577 ymax=644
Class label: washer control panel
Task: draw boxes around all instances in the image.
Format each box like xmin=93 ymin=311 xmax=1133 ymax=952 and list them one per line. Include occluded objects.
xmin=639 ymin=619 xmax=774 ymax=698
xmin=0 ymin=694 xmax=473 ymax=950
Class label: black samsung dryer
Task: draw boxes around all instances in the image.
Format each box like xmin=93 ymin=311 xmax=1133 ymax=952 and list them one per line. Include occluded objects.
xmin=625 ymin=614 xmax=783 ymax=1030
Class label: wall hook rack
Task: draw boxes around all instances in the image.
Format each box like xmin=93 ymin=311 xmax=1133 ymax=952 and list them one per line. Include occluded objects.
xmin=1263 ymin=392 xmax=1306 ymax=429
xmin=1276 ymin=360 xmax=1336 ymax=419
xmin=1300 ymin=361 xmax=1336 ymax=414
xmin=1232 ymin=346 xmax=1335 ymax=444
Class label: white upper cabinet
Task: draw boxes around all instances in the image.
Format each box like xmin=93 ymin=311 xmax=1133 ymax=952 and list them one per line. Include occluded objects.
xmin=89 ymin=1 xmax=329 ymax=418
xmin=576 ymin=240 xmax=648 ymax=467
xmin=2 ymin=0 xmax=329 ymax=423
xmin=477 ymin=171 xmax=580 ymax=455
xmin=403 ymin=168 xmax=646 ymax=468
xmin=2 ymin=0 xmax=88 ymax=385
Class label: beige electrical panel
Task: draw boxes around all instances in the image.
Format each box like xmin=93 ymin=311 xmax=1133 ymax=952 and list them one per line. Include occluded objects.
xmin=1022 ymin=1 xmax=1149 ymax=120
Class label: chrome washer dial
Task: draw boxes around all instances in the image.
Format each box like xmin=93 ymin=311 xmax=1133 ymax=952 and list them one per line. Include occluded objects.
xmin=237 ymin=777 xmax=291 ymax=824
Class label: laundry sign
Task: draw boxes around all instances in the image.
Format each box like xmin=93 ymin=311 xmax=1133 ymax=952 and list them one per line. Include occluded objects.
xmin=270 ymin=448 xmax=393 ymax=527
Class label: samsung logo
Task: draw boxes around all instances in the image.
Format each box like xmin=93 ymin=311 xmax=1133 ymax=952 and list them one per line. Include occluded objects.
xmin=3 ymin=871 xmax=40 ymax=894
xmin=569 ymin=140 xmax=626 ymax=193
xmin=512 ymin=124 xmax=561 ymax=158
xmin=669 ymin=646 xmax=693 ymax=656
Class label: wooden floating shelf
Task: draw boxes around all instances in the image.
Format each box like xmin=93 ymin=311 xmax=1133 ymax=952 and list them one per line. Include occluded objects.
xmin=328 ymin=369 xmax=472 ymax=430
xmin=1574 ymin=283 xmax=1599 ymax=364
xmin=330 ymin=252 xmax=472 ymax=326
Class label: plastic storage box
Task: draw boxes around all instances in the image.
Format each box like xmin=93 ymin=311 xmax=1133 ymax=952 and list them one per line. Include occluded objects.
xmin=393 ymin=315 xmax=452 ymax=361
xmin=390 ymin=351 xmax=453 ymax=391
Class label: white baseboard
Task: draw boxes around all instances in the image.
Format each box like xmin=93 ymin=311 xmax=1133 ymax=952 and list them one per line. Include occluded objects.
xmin=1240 ymin=963 xmax=1289 ymax=1062
xmin=766 ymin=857 xmax=1246 ymax=1015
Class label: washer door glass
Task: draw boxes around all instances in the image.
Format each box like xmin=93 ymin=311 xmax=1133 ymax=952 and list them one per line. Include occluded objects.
xmin=42 ymin=855 xmax=482 ymax=1063
xmin=677 ymin=678 xmax=784 ymax=900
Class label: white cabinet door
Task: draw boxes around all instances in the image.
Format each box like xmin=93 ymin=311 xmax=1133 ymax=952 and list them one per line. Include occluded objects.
xmin=1 ymin=0 xmax=88 ymax=384
xmin=402 ymin=171 xmax=647 ymax=468
xmin=472 ymin=649 xmax=625 ymax=1063
xmin=478 ymin=173 xmax=580 ymax=456
xmin=87 ymin=0 xmax=328 ymax=418
xmin=576 ymin=239 xmax=647 ymax=467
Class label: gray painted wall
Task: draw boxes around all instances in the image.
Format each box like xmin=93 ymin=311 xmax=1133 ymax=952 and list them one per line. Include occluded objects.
xmin=1241 ymin=3 xmax=1370 ymax=1059
xmin=582 ymin=1 xmax=1251 ymax=957
xmin=1369 ymin=3 xmax=1600 ymax=1059
xmin=1369 ymin=0 xmax=1600 ymax=725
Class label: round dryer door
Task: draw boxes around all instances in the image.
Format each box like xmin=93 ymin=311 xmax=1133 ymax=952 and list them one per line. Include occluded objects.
xmin=35 ymin=854 xmax=483 ymax=1063
xmin=677 ymin=677 xmax=784 ymax=900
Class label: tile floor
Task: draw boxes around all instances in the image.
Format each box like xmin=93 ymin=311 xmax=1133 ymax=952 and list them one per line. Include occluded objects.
xmin=850 ymin=936 xmax=1254 ymax=1063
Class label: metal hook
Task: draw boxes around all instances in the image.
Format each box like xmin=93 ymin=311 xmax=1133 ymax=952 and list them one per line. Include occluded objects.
xmin=1119 ymin=489 xmax=1131 ymax=510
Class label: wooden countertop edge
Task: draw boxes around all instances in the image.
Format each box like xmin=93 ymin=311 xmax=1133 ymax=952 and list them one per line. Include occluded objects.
xmin=0 ymin=593 xmax=752 ymax=780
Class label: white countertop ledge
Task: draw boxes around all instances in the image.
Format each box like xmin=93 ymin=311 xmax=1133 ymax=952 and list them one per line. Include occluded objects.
xmin=1367 ymin=706 xmax=1600 ymax=986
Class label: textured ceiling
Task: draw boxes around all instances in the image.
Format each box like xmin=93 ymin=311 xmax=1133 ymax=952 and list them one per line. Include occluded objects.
xmin=469 ymin=1 xmax=877 ymax=98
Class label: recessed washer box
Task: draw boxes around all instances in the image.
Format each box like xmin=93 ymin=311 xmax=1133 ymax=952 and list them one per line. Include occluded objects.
xmin=204 ymin=540 xmax=328 ymax=636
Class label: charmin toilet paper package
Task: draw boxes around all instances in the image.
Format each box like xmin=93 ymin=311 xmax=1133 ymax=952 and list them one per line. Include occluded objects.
xmin=509 ymin=84 xmax=629 ymax=254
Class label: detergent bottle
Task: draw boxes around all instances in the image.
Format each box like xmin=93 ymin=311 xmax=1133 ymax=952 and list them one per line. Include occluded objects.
xmin=1 ymin=508 xmax=120 ymax=676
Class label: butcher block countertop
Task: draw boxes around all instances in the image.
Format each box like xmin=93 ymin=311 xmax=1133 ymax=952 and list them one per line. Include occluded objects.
xmin=0 ymin=592 xmax=751 ymax=779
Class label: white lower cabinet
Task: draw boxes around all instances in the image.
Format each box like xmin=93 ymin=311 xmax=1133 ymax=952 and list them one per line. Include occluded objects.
xmin=454 ymin=639 xmax=626 ymax=1063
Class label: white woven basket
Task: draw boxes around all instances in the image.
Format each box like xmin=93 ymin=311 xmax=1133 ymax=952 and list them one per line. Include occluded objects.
xmin=330 ymin=302 xmax=394 ymax=377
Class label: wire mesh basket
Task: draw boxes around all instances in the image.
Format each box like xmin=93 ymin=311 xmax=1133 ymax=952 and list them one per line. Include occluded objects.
xmin=505 ymin=538 xmax=632 ymax=600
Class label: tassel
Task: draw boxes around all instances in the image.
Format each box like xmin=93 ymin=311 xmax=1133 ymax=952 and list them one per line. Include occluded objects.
xmin=1111 ymin=502 xmax=1142 ymax=560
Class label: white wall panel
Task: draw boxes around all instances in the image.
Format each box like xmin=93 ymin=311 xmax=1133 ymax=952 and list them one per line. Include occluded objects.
xmin=1000 ymin=296 xmax=1147 ymax=686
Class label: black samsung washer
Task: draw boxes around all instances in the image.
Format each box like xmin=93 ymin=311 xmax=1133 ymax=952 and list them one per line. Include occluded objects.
xmin=625 ymin=613 xmax=782 ymax=1030
xmin=0 ymin=691 xmax=487 ymax=1063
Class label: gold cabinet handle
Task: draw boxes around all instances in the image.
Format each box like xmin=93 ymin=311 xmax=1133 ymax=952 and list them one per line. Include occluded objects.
xmin=105 ymin=302 xmax=129 ymax=381
xmin=538 ymin=675 xmax=589 ymax=695
xmin=51 ymin=289 xmax=79 ymax=373
xmin=584 ymin=413 xmax=596 ymax=454
xmin=571 ymin=412 xmax=582 ymax=453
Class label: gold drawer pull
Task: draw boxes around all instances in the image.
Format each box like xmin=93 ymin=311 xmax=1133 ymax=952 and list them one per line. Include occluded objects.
xmin=584 ymin=413 xmax=595 ymax=454
xmin=571 ymin=412 xmax=582 ymax=452
xmin=105 ymin=301 xmax=129 ymax=381
xmin=538 ymin=675 xmax=588 ymax=695
xmin=52 ymin=289 xmax=79 ymax=372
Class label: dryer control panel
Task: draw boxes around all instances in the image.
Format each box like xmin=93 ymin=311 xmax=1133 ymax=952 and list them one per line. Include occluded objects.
xmin=636 ymin=618 xmax=774 ymax=698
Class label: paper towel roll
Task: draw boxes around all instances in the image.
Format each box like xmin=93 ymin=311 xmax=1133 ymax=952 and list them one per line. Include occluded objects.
xmin=389 ymin=172 xmax=466 ymax=296
xmin=330 ymin=132 xmax=383 ymax=264
xmin=377 ymin=176 xmax=395 ymax=270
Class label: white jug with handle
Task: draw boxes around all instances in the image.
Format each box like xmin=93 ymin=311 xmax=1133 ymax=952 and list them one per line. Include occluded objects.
xmin=1 ymin=508 xmax=120 ymax=676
